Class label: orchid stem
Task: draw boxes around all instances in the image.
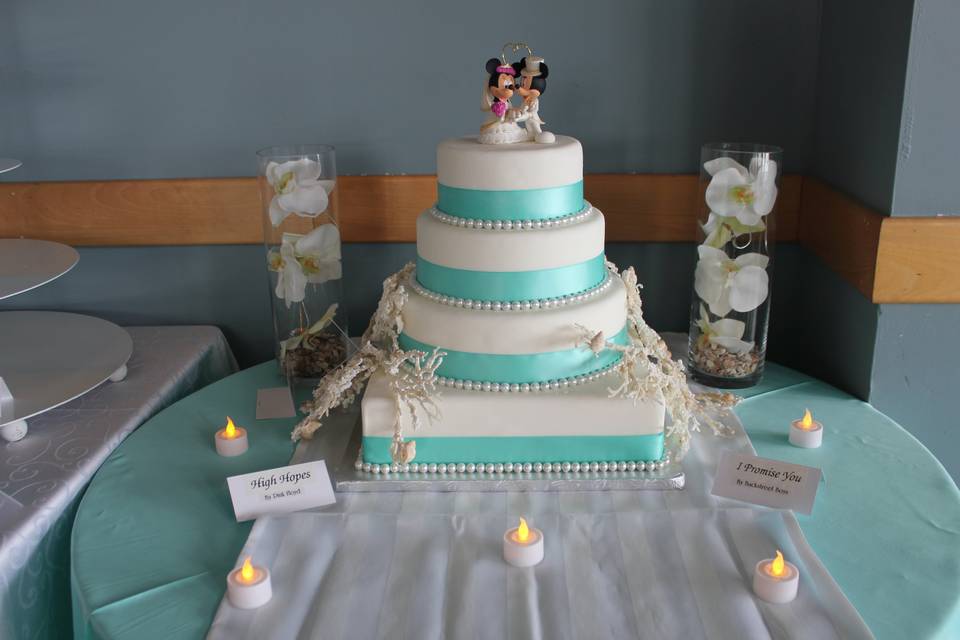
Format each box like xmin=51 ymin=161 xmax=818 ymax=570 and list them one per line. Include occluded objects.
xmin=298 ymin=301 xmax=310 ymax=334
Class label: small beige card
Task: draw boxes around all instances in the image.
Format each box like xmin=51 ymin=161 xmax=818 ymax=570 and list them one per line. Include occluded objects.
xmin=711 ymin=451 xmax=822 ymax=515
xmin=255 ymin=387 xmax=296 ymax=420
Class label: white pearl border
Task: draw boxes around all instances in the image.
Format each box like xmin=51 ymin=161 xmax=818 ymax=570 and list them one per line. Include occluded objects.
xmin=408 ymin=270 xmax=614 ymax=312
xmin=430 ymin=361 xmax=619 ymax=393
xmin=429 ymin=203 xmax=595 ymax=231
xmin=354 ymin=453 xmax=672 ymax=476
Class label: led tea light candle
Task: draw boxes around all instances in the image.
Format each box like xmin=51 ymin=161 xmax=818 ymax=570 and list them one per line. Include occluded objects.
xmin=789 ymin=409 xmax=823 ymax=448
xmin=503 ymin=517 xmax=544 ymax=567
xmin=215 ymin=417 xmax=249 ymax=456
xmin=226 ymin=556 xmax=272 ymax=609
xmin=753 ymin=550 xmax=799 ymax=603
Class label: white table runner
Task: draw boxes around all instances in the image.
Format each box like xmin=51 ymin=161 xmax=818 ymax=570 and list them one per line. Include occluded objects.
xmin=207 ymin=395 xmax=872 ymax=639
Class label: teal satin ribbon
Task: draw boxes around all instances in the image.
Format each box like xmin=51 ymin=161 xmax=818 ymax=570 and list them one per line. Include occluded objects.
xmin=399 ymin=326 xmax=628 ymax=384
xmin=416 ymin=254 xmax=606 ymax=302
xmin=437 ymin=181 xmax=584 ymax=220
xmin=363 ymin=433 xmax=664 ymax=465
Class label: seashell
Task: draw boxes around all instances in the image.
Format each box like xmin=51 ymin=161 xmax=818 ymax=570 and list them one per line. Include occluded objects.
xmin=399 ymin=440 xmax=417 ymax=463
xmin=589 ymin=331 xmax=606 ymax=355
xmin=390 ymin=438 xmax=417 ymax=464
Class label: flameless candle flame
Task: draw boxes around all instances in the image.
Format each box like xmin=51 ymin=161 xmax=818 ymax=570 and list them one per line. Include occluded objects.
xmin=516 ymin=518 xmax=530 ymax=543
xmin=224 ymin=417 xmax=237 ymax=439
xmin=767 ymin=550 xmax=785 ymax=578
xmin=239 ymin=556 xmax=255 ymax=583
xmin=800 ymin=409 xmax=814 ymax=430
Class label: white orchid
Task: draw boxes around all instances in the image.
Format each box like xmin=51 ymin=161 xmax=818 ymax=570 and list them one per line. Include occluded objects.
xmin=695 ymin=304 xmax=753 ymax=354
xmin=267 ymin=224 xmax=342 ymax=307
xmin=694 ymin=245 xmax=769 ymax=316
xmin=265 ymin=158 xmax=335 ymax=227
xmin=704 ymin=156 xmax=777 ymax=227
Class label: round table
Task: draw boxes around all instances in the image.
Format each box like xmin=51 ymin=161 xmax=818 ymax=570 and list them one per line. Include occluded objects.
xmin=70 ymin=359 xmax=960 ymax=640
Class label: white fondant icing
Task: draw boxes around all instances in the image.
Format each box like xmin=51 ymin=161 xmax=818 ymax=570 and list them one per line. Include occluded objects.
xmin=416 ymin=207 xmax=605 ymax=272
xmin=401 ymin=274 xmax=627 ymax=355
xmin=437 ymin=136 xmax=582 ymax=191
xmin=362 ymin=370 xmax=665 ymax=439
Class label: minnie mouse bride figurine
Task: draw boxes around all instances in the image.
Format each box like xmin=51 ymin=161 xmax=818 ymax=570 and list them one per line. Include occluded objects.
xmin=479 ymin=57 xmax=529 ymax=144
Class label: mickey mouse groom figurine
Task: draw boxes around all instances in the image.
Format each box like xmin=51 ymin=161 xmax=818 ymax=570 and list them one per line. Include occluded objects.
xmin=513 ymin=55 xmax=555 ymax=144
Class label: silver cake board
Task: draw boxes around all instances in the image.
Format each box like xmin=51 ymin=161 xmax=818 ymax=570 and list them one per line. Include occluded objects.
xmin=332 ymin=420 xmax=685 ymax=492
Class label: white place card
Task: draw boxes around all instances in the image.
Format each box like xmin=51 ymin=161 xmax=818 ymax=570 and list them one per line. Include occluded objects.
xmin=256 ymin=387 xmax=296 ymax=420
xmin=711 ymin=451 xmax=821 ymax=515
xmin=227 ymin=460 xmax=335 ymax=522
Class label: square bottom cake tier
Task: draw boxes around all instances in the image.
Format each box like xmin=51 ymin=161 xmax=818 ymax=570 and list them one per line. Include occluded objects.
xmin=360 ymin=370 xmax=665 ymax=468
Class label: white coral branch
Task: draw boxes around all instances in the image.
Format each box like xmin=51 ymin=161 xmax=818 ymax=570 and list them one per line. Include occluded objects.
xmin=292 ymin=262 xmax=446 ymax=456
xmin=575 ymin=266 xmax=735 ymax=459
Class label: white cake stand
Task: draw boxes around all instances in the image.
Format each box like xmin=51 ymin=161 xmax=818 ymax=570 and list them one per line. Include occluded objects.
xmin=0 ymin=239 xmax=80 ymax=300
xmin=0 ymin=158 xmax=22 ymax=174
xmin=0 ymin=311 xmax=132 ymax=442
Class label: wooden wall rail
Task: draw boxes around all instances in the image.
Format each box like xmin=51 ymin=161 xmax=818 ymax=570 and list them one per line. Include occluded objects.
xmin=874 ymin=217 xmax=960 ymax=303
xmin=0 ymin=174 xmax=801 ymax=246
xmin=798 ymin=178 xmax=884 ymax=300
xmin=798 ymin=177 xmax=960 ymax=304
xmin=1 ymin=174 xmax=958 ymax=302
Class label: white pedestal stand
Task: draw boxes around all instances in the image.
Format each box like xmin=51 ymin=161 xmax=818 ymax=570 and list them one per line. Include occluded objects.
xmin=0 ymin=377 xmax=26 ymax=442
xmin=0 ymin=239 xmax=80 ymax=300
xmin=0 ymin=312 xmax=132 ymax=441
xmin=0 ymin=162 xmax=132 ymax=441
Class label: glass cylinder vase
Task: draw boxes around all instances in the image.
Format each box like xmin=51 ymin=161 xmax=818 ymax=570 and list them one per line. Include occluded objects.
xmin=687 ymin=143 xmax=782 ymax=388
xmin=257 ymin=144 xmax=348 ymax=388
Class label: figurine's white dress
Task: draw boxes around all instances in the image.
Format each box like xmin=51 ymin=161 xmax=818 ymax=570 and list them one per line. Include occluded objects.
xmin=479 ymin=87 xmax=530 ymax=145
xmin=479 ymin=117 xmax=530 ymax=145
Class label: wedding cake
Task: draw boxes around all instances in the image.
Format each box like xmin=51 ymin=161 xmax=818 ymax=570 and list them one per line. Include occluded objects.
xmin=294 ymin=44 xmax=718 ymax=474
xmin=355 ymin=49 xmax=666 ymax=472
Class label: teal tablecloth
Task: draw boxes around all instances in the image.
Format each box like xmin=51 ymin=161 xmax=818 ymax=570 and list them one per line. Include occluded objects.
xmin=70 ymin=357 xmax=960 ymax=640
xmin=0 ymin=326 xmax=237 ymax=640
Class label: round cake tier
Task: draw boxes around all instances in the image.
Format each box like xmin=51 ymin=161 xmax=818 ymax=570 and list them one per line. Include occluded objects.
xmin=399 ymin=272 xmax=628 ymax=385
xmin=436 ymin=136 xmax=583 ymax=221
xmin=415 ymin=205 xmax=606 ymax=303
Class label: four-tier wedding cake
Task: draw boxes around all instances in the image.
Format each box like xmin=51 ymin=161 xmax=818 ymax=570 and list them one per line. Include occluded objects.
xmin=293 ymin=45 xmax=720 ymax=474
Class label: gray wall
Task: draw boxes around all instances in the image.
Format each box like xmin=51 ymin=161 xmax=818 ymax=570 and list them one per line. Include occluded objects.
xmin=809 ymin=0 xmax=960 ymax=481
xmin=810 ymin=0 xmax=914 ymax=213
xmin=871 ymin=305 xmax=960 ymax=479
xmin=797 ymin=0 xmax=911 ymax=399
xmin=869 ymin=0 xmax=960 ymax=480
xmin=892 ymin=0 xmax=960 ymax=217
xmin=1 ymin=0 xmax=819 ymax=179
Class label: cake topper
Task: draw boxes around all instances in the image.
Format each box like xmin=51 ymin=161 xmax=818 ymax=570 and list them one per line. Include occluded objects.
xmin=479 ymin=42 xmax=554 ymax=145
